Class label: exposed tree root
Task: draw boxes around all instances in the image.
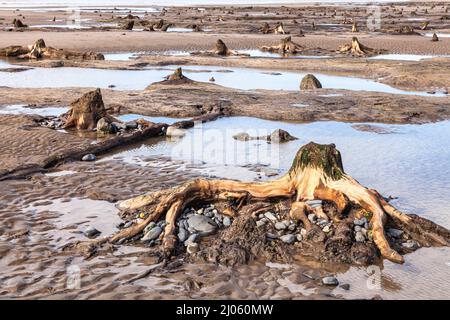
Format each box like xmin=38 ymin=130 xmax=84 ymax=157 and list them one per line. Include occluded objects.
xmin=338 ymin=37 xmax=386 ymax=57
xmin=261 ymin=36 xmax=304 ymax=54
xmin=0 ymin=39 xmax=104 ymax=60
xmin=106 ymin=142 xmax=449 ymax=264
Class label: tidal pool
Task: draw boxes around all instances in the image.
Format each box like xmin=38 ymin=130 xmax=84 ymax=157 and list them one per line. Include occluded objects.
xmin=0 ymin=104 xmax=68 ymax=116
xmin=0 ymin=63 xmax=444 ymax=96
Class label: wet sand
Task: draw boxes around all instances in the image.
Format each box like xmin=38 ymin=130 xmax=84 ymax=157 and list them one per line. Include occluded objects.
xmin=1 ymin=2 xmax=450 ymax=300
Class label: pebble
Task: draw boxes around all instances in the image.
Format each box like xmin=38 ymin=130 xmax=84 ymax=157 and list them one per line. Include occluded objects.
xmin=187 ymin=215 xmax=217 ymax=236
xmin=258 ymin=214 xmax=265 ymax=219
xmin=340 ymin=283 xmax=350 ymax=290
xmin=144 ymin=222 xmax=156 ymax=233
xmin=353 ymin=218 xmax=365 ymax=226
xmin=197 ymin=208 xmax=204 ymax=214
xmin=387 ymin=228 xmax=404 ymax=238
xmin=124 ymin=221 xmax=133 ymax=228
xmin=81 ymin=154 xmax=96 ymax=161
xmin=288 ymin=223 xmax=296 ymax=231
xmin=300 ymin=228 xmax=307 ymax=236
xmin=402 ymin=240 xmax=419 ymax=250
xmin=125 ymin=121 xmax=138 ymax=129
xmin=84 ymin=226 xmax=100 ymax=238
xmin=141 ymin=226 xmax=162 ymax=242
xmin=322 ymin=276 xmax=339 ymax=286
xmin=256 ymin=220 xmax=266 ymax=228
xmin=184 ymin=233 xmax=198 ymax=246
xmin=177 ymin=227 xmax=189 ymax=242
xmin=307 ymin=214 xmax=316 ymax=222
xmin=354 ymin=226 xmax=362 ymax=232
xmin=275 ymin=222 xmax=287 ymax=230
xmin=280 ymin=234 xmax=296 ymax=244
xmin=355 ymin=231 xmax=366 ymax=242
xmin=322 ymin=225 xmax=331 ymax=233
xmin=266 ymin=232 xmax=278 ymax=240
xmin=306 ymin=200 xmax=322 ymax=208
xmin=223 ymin=216 xmax=231 ymax=227
xmin=264 ymin=212 xmax=277 ymax=222
xmin=296 ymin=234 xmax=303 ymax=242
xmin=187 ymin=242 xmax=199 ymax=254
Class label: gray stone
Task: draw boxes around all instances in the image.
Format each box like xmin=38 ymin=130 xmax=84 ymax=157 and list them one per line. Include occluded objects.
xmin=125 ymin=121 xmax=138 ymax=129
xmin=355 ymin=231 xmax=366 ymax=242
xmin=387 ymin=228 xmax=404 ymax=238
xmin=187 ymin=242 xmax=199 ymax=254
xmin=144 ymin=221 xmax=156 ymax=233
xmin=223 ymin=216 xmax=231 ymax=227
xmin=340 ymin=283 xmax=350 ymax=290
xmin=266 ymin=232 xmax=278 ymax=239
xmin=308 ymin=214 xmax=317 ymax=222
xmin=288 ymin=223 xmax=297 ymax=231
xmin=141 ymin=226 xmax=163 ymax=241
xmin=264 ymin=212 xmax=277 ymax=222
xmin=187 ymin=215 xmax=217 ymax=236
xmin=184 ymin=233 xmax=198 ymax=246
xmin=280 ymin=234 xmax=296 ymax=244
xmin=306 ymin=200 xmax=323 ymax=208
xmin=124 ymin=221 xmax=133 ymax=228
xmin=81 ymin=154 xmax=96 ymax=161
xmin=322 ymin=276 xmax=339 ymax=286
xmin=354 ymin=225 xmax=362 ymax=232
xmin=296 ymin=234 xmax=303 ymax=242
xmin=322 ymin=225 xmax=331 ymax=233
xmin=258 ymin=213 xmax=265 ymax=219
xmin=256 ymin=220 xmax=266 ymax=228
xmin=402 ymin=240 xmax=419 ymax=250
xmin=354 ymin=219 xmax=365 ymax=226
xmin=96 ymin=117 xmax=113 ymax=133
xmin=112 ymin=122 xmax=126 ymax=131
xmin=300 ymin=228 xmax=307 ymax=236
xmin=275 ymin=222 xmax=287 ymax=230
xmin=84 ymin=226 xmax=100 ymax=238
xmin=177 ymin=227 xmax=189 ymax=242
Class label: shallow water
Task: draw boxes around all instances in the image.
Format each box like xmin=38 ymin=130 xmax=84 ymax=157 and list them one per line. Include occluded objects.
xmin=369 ymin=54 xmax=439 ymax=61
xmin=95 ymin=116 xmax=450 ymax=299
xmin=0 ymin=104 xmax=68 ymax=116
xmin=118 ymin=113 xmax=189 ymax=124
xmin=102 ymin=117 xmax=450 ymax=228
xmin=424 ymin=32 xmax=450 ymax=38
xmin=0 ymin=63 xmax=443 ymax=96
xmin=103 ymin=52 xmax=142 ymax=61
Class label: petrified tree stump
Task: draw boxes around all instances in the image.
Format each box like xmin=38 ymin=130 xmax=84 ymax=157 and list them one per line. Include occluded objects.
xmin=62 ymin=88 xmax=117 ymax=130
xmin=107 ymin=142 xmax=449 ymax=264
xmin=338 ymin=37 xmax=384 ymax=57
xmin=261 ymin=36 xmax=304 ymax=54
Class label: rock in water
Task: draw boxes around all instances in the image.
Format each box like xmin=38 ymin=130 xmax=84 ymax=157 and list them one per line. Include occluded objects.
xmin=269 ymin=129 xmax=298 ymax=143
xmin=84 ymin=226 xmax=101 ymax=238
xmin=96 ymin=117 xmax=114 ymax=133
xmin=187 ymin=215 xmax=217 ymax=236
xmin=82 ymin=154 xmax=96 ymax=161
xmin=141 ymin=226 xmax=163 ymax=241
xmin=322 ymin=276 xmax=339 ymax=286
xmin=300 ymin=74 xmax=322 ymax=90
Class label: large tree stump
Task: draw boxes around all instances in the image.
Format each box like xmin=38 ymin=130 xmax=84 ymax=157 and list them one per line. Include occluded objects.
xmin=62 ymin=89 xmax=117 ymax=130
xmin=108 ymin=142 xmax=449 ymax=264
xmin=338 ymin=37 xmax=385 ymax=57
xmin=261 ymin=36 xmax=304 ymax=54
xmin=0 ymin=39 xmax=104 ymax=60
xmin=300 ymin=74 xmax=322 ymax=90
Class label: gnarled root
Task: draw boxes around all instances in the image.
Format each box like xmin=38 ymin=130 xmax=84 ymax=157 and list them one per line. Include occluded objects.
xmin=107 ymin=142 xmax=449 ymax=264
xmin=338 ymin=37 xmax=385 ymax=57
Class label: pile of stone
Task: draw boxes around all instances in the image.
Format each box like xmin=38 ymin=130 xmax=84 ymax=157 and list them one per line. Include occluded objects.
xmin=255 ymin=200 xmax=335 ymax=244
xmin=353 ymin=217 xmax=371 ymax=242
xmin=125 ymin=204 xmax=233 ymax=251
xmin=95 ymin=118 xmax=139 ymax=135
